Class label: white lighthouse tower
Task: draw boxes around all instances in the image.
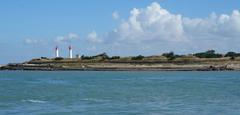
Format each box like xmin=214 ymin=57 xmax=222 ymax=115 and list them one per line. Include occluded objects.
xmin=69 ymin=45 xmax=73 ymax=59
xmin=55 ymin=46 xmax=59 ymax=58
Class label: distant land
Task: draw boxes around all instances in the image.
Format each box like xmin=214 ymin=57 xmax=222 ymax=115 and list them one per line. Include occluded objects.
xmin=2 ymin=50 xmax=240 ymax=71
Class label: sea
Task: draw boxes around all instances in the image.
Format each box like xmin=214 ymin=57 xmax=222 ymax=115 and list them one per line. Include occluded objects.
xmin=0 ymin=71 xmax=240 ymax=115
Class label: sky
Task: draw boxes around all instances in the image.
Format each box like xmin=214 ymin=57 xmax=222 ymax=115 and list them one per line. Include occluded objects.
xmin=0 ymin=0 xmax=240 ymax=64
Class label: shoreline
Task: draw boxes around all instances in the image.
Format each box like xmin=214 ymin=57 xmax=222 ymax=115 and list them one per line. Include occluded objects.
xmin=0 ymin=69 xmax=238 ymax=72
xmin=0 ymin=64 xmax=237 ymax=71
xmin=2 ymin=56 xmax=240 ymax=71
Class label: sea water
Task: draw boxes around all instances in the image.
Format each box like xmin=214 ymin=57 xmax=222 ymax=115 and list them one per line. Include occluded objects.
xmin=0 ymin=71 xmax=240 ymax=115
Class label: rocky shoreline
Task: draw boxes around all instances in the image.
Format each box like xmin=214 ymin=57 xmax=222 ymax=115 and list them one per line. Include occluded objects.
xmin=2 ymin=55 xmax=240 ymax=71
xmin=1 ymin=62 xmax=239 ymax=71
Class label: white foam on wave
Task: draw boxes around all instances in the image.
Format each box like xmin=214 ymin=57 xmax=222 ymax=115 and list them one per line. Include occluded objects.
xmin=22 ymin=99 xmax=47 ymax=103
xmin=81 ymin=98 xmax=109 ymax=102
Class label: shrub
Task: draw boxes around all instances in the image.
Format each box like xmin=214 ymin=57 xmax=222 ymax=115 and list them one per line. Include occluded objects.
xmin=110 ymin=56 xmax=120 ymax=60
xmin=81 ymin=55 xmax=94 ymax=60
xmin=131 ymin=55 xmax=144 ymax=60
xmin=41 ymin=57 xmax=48 ymax=59
xmin=162 ymin=52 xmax=177 ymax=60
xmin=230 ymin=56 xmax=235 ymax=60
xmin=194 ymin=50 xmax=223 ymax=58
xmin=225 ymin=52 xmax=240 ymax=57
xmin=93 ymin=52 xmax=110 ymax=60
xmin=54 ymin=57 xmax=64 ymax=60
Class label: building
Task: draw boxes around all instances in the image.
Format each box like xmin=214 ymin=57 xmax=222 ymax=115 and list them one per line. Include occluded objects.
xmin=76 ymin=54 xmax=81 ymax=58
xmin=69 ymin=46 xmax=73 ymax=59
xmin=55 ymin=46 xmax=59 ymax=58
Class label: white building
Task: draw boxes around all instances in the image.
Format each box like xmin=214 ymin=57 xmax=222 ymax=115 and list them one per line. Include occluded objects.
xmin=69 ymin=46 xmax=73 ymax=58
xmin=55 ymin=46 xmax=59 ymax=58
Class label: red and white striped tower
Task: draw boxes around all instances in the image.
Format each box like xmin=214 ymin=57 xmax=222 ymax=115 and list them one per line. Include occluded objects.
xmin=69 ymin=45 xmax=73 ymax=59
xmin=55 ymin=46 xmax=59 ymax=57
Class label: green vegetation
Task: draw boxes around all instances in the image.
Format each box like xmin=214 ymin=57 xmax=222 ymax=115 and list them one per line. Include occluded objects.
xmin=162 ymin=52 xmax=176 ymax=60
xmin=131 ymin=55 xmax=144 ymax=60
xmin=51 ymin=50 xmax=240 ymax=62
xmin=41 ymin=57 xmax=48 ymax=59
xmin=225 ymin=52 xmax=240 ymax=57
xmin=162 ymin=52 xmax=183 ymax=60
xmin=194 ymin=50 xmax=223 ymax=58
xmin=81 ymin=53 xmax=120 ymax=60
xmin=77 ymin=50 xmax=240 ymax=62
xmin=223 ymin=52 xmax=240 ymax=60
xmin=95 ymin=52 xmax=109 ymax=60
xmin=4 ymin=49 xmax=240 ymax=71
xmin=54 ymin=57 xmax=64 ymax=60
xmin=81 ymin=55 xmax=94 ymax=60
xmin=110 ymin=56 xmax=120 ymax=60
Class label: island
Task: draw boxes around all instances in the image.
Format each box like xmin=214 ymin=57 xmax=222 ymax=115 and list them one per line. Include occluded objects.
xmin=1 ymin=50 xmax=240 ymax=71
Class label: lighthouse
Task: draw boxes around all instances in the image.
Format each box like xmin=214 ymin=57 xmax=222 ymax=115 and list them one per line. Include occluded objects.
xmin=55 ymin=46 xmax=59 ymax=58
xmin=69 ymin=45 xmax=73 ymax=59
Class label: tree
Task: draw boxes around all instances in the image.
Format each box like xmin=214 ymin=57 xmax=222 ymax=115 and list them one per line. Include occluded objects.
xmin=41 ymin=57 xmax=48 ymax=59
xmin=206 ymin=50 xmax=215 ymax=54
xmin=94 ymin=52 xmax=110 ymax=60
xmin=194 ymin=50 xmax=223 ymax=58
xmin=54 ymin=57 xmax=64 ymax=60
xmin=132 ymin=55 xmax=144 ymax=60
xmin=230 ymin=56 xmax=235 ymax=60
xmin=110 ymin=56 xmax=120 ymax=60
xmin=81 ymin=55 xmax=94 ymax=60
xmin=162 ymin=52 xmax=176 ymax=60
xmin=225 ymin=52 xmax=240 ymax=57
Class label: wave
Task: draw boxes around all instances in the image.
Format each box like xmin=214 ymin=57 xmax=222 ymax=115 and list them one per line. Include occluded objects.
xmin=22 ymin=99 xmax=47 ymax=103
xmin=81 ymin=98 xmax=109 ymax=102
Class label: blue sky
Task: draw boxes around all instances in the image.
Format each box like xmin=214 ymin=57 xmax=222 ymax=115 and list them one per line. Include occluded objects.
xmin=0 ymin=0 xmax=240 ymax=64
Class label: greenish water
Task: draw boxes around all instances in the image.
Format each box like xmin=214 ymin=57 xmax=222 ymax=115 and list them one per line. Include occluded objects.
xmin=0 ymin=71 xmax=240 ymax=115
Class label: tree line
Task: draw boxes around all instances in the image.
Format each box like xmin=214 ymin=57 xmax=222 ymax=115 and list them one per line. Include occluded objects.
xmin=163 ymin=50 xmax=240 ymax=60
xmin=54 ymin=50 xmax=240 ymax=61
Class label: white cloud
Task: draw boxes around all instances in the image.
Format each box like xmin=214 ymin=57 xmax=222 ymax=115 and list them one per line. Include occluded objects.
xmin=97 ymin=2 xmax=240 ymax=55
xmin=24 ymin=38 xmax=45 ymax=45
xmin=25 ymin=2 xmax=240 ymax=56
xmin=114 ymin=3 xmax=187 ymax=43
xmin=87 ymin=31 xmax=103 ymax=43
xmin=112 ymin=11 xmax=120 ymax=20
xmin=55 ymin=33 xmax=79 ymax=43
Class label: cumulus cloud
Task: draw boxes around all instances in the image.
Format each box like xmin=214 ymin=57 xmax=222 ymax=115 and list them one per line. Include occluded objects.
xmin=113 ymin=3 xmax=186 ymax=43
xmin=87 ymin=31 xmax=103 ymax=43
xmin=112 ymin=11 xmax=120 ymax=20
xmin=55 ymin=33 xmax=79 ymax=43
xmin=97 ymin=2 xmax=240 ymax=55
xmin=25 ymin=2 xmax=240 ymax=56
